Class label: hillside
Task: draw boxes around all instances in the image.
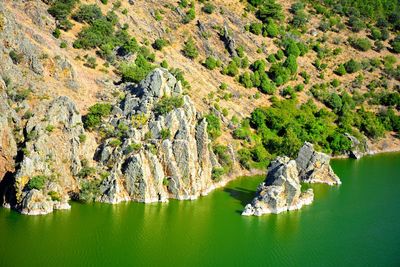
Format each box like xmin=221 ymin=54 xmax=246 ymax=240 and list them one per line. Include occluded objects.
xmin=0 ymin=0 xmax=399 ymax=214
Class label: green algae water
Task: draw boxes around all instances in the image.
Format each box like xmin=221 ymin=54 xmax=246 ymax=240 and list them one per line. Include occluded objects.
xmin=1 ymin=153 xmax=400 ymax=267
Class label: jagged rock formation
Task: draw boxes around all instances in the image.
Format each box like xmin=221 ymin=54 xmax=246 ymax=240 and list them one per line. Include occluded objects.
xmin=242 ymin=156 xmax=314 ymax=216
xmin=242 ymin=142 xmax=339 ymax=216
xmin=296 ymin=142 xmax=341 ymax=185
xmin=13 ymin=96 xmax=92 ymax=215
xmin=97 ymin=68 xmax=227 ymax=203
xmin=0 ymin=68 xmax=235 ymax=215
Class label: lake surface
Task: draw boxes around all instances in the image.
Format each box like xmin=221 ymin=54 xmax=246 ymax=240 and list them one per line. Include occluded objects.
xmin=1 ymin=153 xmax=400 ymax=267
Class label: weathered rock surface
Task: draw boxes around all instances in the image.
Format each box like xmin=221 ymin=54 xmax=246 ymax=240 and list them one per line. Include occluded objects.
xmin=242 ymin=142 xmax=339 ymax=216
xmin=296 ymin=142 xmax=341 ymax=185
xmin=242 ymin=156 xmax=314 ymax=216
xmin=0 ymin=78 xmax=18 ymax=182
xmin=13 ymin=96 xmax=91 ymax=215
xmin=345 ymin=133 xmax=370 ymax=159
xmin=97 ymin=68 xmax=232 ymax=204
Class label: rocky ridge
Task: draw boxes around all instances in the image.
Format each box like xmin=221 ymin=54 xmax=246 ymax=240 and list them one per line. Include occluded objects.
xmin=242 ymin=142 xmax=339 ymax=216
xmin=0 ymin=68 xmax=236 ymax=215
xmin=97 ymin=68 xmax=228 ymax=203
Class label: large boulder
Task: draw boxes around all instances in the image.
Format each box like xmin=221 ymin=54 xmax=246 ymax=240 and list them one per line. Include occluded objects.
xmin=242 ymin=157 xmax=313 ymax=216
xmin=296 ymin=142 xmax=341 ymax=185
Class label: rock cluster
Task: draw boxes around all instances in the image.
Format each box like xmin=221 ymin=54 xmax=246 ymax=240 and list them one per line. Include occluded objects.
xmin=242 ymin=142 xmax=339 ymax=216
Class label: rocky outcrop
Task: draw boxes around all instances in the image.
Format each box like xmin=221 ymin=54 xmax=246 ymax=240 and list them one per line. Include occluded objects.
xmin=242 ymin=156 xmax=313 ymax=216
xmin=97 ymin=68 xmax=231 ymax=204
xmin=296 ymin=142 xmax=341 ymax=185
xmin=222 ymin=26 xmax=237 ymax=57
xmin=345 ymin=133 xmax=370 ymax=159
xmin=242 ymin=142 xmax=339 ymax=216
xmin=13 ymin=96 xmax=91 ymax=215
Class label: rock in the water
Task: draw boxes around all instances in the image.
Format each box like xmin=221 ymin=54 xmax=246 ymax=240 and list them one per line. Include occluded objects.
xmin=242 ymin=156 xmax=314 ymax=216
xmin=296 ymin=142 xmax=341 ymax=185
xmin=242 ymin=142 xmax=340 ymax=216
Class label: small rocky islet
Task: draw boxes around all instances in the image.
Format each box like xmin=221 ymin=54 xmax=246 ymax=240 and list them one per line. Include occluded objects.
xmin=242 ymin=142 xmax=339 ymax=216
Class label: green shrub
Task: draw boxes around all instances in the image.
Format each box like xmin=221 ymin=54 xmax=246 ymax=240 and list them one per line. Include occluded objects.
xmin=205 ymin=113 xmax=221 ymax=140
xmin=28 ymin=175 xmax=47 ymax=190
xmin=72 ymin=4 xmax=103 ymax=24
xmin=154 ymin=96 xmax=184 ymax=115
xmin=83 ymin=103 xmax=112 ymax=129
xmin=160 ymin=128 xmax=171 ymax=140
xmin=9 ymin=50 xmax=23 ymax=64
xmin=60 ymin=41 xmax=67 ymax=48
xmin=211 ymin=167 xmax=225 ymax=182
xmin=152 ymin=38 xmax=168 ymax=51
xmin=109 ymin=138 xmax=122 ymax=147
xmin=79 ymin=134 xmax=87 ymax=143
xmin=344 ymin=59 xmax=361 ymax=73
xmin=119 ymin=55 xmax=155 ymax=83
xmin=349 ymin=37 xmax=371 ymax=51
xmin=48 ymin=191 xmax=61 ymax=201
xmin=249 ymin=22 xmax=263 ymax=35
xmin=77 ymin=166 xmax=96 ymax=179
xmin=79 ymin=179 xmax=101 ymax=203
xmin=183 ymin=8 xmax=195 ymax=24
xmin=202 ymin=3 xmax=215 ymax=14
xmin=239 ymin=72 xmax=253 ymax=88
xmin=53 ymin=28 xmax=61 ymax=38
xmin=73 ymin=18 xmax=114 ymax=49
xmin=48 ymin=0 xmax=78 ymax=30
xmin=182 ymin=37 xmax=198 ymax=59
xmin=203 ymin=56 xmax=218 ymax=70
xmin=390 ymin=36 xmax=400 ymax=53
xmin=265 ymin=21 xmax=279 ymax=37
xmin=83 ymin=56 xmax=97 ymax=69
xmin=222 ymin=61 xmax=239 ymax=77
xmin=45 ymin=125 xmax=55 ymax=132
xmin=334 ymin=64 xmax=347 ymax=76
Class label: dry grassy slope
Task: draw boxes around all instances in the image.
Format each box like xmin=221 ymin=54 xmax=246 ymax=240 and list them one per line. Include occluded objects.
xmin=5 ymin=0 xmax=400 ymax=146
xmin=4 ymin=0 xmax=118 ymax=113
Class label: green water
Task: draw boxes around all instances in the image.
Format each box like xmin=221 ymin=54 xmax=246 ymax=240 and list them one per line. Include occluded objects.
xmin=1 ymin=153 xmax=400 ymax=267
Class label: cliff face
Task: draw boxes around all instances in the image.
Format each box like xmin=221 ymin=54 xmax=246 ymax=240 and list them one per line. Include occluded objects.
xmin=97 ymin=68 xmax=220 ymax=203
xmin=14 ymin=96 xmax=94 ymax=215
xmin=242 ymin=142 xmax=339 ymax=216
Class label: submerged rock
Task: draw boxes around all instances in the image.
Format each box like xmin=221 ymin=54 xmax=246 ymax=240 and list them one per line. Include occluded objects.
xmin=242 ymin=157 xmax=313 ymax=216
xmin=242 ymin=142 xmax=339 ymax=216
